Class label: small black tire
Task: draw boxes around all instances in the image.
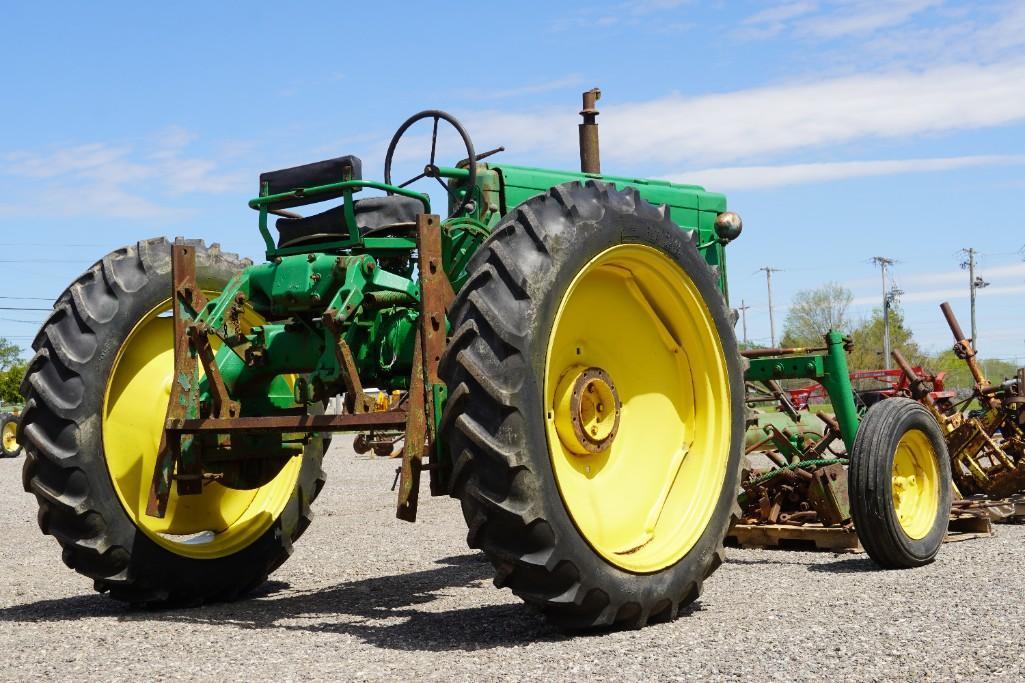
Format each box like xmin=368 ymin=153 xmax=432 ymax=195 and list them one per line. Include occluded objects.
xmin=439 ymin=180 xmax=745 ymax=629
xmin=849 ymin=397 xmax=951 ymax=568
xmin=0 ymin=412 xmax=21 ymax=457
xmin=20 ymin=238 xmax=327 ymax=605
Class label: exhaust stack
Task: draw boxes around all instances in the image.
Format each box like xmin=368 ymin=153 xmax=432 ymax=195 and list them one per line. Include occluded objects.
xmin=579 ymin=88 xmax=601 ymax=174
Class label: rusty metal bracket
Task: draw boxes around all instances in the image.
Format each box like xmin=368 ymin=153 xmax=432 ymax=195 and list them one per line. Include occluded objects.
xmin=396 ymin=214 xmax=450 ymax=520
xmin=396 ymin=328 xmax=428 ymax=522
xmin=147 ymin=240 xmax=208 ymax=516
xmin=191 ymin=324 xmax=240 ymax=419
xmin=323 ymin=314 xmax=371 ymax=413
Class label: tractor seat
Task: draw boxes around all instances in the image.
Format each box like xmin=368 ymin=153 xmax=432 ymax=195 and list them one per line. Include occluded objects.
xmin=275 ymin=195 xmax=423 ymax=248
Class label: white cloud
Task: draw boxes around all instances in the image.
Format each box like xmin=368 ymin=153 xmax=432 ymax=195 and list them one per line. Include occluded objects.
xmin=624 ymin=0 xmax=690 ymax=14
xmin=552 ymin=0 xmax=692 ymax=31
xmin=739 ymin=0 xmax=944 ymax=42
xmin=666 ymin=154 xmax=1025 ymax=190
xmin=853 ymin=284 xmax=1025 ymax=306
xmin=467 ymin=60 xmax=1025 ymax=167
xmin=0 ymin=130 xmax=249 ymax=219
xmin=740 ymin=1 xmax=819 ymax=38
xmin=800 ymin=0 xmax=942 ymax=39
xmin=848 ymin=261 xmax=1025 ymax=308
xmin=895 ymin=262 xmax=1025 ymax=288
xmin=457 ymin=75 xmax=585 ymax=101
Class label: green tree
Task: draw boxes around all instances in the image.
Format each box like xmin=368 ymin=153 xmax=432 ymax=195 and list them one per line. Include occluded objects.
xmin=781 ymin=282 xmax=853 ymax=348
xmin=847 ymin=305 xmax=925 ymax=371
xmin=0 ymin=337 xmax=26 ymax=406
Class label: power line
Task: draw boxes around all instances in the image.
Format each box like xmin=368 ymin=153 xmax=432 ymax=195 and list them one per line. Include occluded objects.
xmin=0 ymin=296 xmax=55 ymax=301
xmin=0 ymin=306 xmax=51 ymax=311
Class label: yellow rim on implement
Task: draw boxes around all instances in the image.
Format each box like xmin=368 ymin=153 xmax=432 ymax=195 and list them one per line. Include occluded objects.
xmin=544 ymin=244 xmax=732 ymax=574
xmin=891 ymin=429 xmax=940 ymax=540
xmin=2 ymin=420 xmax=17 ymax=452
xmin=102 ymin=300 xmax=302 ymax=559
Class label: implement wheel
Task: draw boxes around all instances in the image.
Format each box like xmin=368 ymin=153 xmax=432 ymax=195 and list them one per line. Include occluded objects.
xmin=849 ymin=398 xmax=951 ymax=568
xmin=440 ymin=181 xmax=745 ymax=629
xmin=0 ymin=413 xmax=21 ymax=457
xmin=20 ymin=238 xmax=326 ymax=604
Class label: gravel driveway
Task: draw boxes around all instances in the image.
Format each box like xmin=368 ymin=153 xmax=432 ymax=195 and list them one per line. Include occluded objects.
xmin=2 ymin=441 xmax=1023 ymax=681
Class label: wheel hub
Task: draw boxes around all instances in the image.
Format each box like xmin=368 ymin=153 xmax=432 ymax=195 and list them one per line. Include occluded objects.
xmin=891 ymin=429 xmax=939 ymax=539
xmin=553 ymin=365 xmax=622 ymax=455
xmin=2 ymin=421 xmax=17 ymax=451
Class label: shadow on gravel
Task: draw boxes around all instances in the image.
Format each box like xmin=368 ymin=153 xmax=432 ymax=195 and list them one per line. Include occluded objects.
xmin=806 ymin=557 xmax=879 ymax=573
xmin=729 ymin=554 xmax=881 ymax=574
xmin=0 ymin=553 xmax=574 ymax=651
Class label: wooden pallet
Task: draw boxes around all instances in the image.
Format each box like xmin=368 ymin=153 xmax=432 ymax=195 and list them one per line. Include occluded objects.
xmin=727 ymin=516 xmax=993 ymax=553
xmin=946 ymin=515 xmax=993 ymax=541
xmin=727 ymin=523 xmax=862 ymax=552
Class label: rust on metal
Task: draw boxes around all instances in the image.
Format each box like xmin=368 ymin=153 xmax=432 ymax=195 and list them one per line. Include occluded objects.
xmin=167 ymin=411 xmax=409 ymax=434
xmin=322 ymin=312 xmax=372 ymax=413
xmin=191 ymin=326 xmax=240 ymax=419
xmin=396 ymin=213 xmax=452 ymax=518
xmin=418 ymin=213 xmax=453 ymax=496
xmin=578 ymin=88 xmax=601 ymax=174
xmin=807 ymin=463 xmax=850 ymax=526
xmin=147 ymin=241 xmax=207 ymax=514
xmin=742 ymin=345 xmax=828 ymax=359
xmin=396 ymin=328 xmax=427 ymax=522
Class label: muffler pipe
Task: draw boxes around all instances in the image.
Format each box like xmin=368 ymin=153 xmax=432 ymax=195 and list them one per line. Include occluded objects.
xmin=579 ymin=88 xmax=601 ymax=174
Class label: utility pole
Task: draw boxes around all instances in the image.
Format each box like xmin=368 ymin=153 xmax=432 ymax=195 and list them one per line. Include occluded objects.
xmin=757 ymin=267 xmax=781 ymax=347
xmin=737 ymin=299 xmax=751 ymax=346
xmin=960 ymin=248 xmax=989 ymax=352
xmin=871 ymin=256 xmax=897 ymax=369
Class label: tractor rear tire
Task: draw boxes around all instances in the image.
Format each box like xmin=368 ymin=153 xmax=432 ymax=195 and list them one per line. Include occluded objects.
xmin=439 ymin=181 xmax=745 ymax=629
xmin=20 ymin=238 xmax=326 ymax=605
xmin=849 ymin=397 xmax=951 ymax=568
xmin=0 ymin=413 xmax=21 ymax=457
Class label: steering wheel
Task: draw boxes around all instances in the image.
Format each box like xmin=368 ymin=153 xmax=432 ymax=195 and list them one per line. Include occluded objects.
xmin=384 ymin=110 xmax=477 ymax=218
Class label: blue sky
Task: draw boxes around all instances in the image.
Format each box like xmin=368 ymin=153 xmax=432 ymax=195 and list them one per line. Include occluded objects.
xmin=2 ymin=1 xmax=1024 ymax=364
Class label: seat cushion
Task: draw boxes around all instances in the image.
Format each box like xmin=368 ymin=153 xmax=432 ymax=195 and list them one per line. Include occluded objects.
xmin=275 ymin=195 xmax=422 ymax=248
xmin=259 ymin=155 xmax=362 ymax=210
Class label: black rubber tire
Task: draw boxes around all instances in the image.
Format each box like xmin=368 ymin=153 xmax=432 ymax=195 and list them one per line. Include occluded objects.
xmin=438 ymin=180 xmax=746 ymax=629
xmin=0 ymin=413 xmax=21 ymax=457
xmin=849 ymin=397 xmax=951 ymax=568
xmin=20 ymin=237 xmax=327 ymax=605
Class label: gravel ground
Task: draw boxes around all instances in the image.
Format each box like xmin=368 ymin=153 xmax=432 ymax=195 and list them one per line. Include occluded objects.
xmin=2 ymin=441 xmax=1024 ymax=682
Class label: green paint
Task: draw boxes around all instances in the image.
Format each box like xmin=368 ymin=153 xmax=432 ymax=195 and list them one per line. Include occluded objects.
xmin=185 ymin=157 xmax=741 ymax=484
xmin=744 ymin=331 xmax=861 ymax=451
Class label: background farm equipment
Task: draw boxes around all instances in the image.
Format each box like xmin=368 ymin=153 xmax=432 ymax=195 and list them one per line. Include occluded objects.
xmin=786 ymin=365 xmax=956 ymax=412
xmin=894 ymin=303 xmax=1025 ymax=502
xmin=738 ymin=300 xmax=1025 ymax=554
xmin=738 ymin=331 xmax=952 ymax=564
xmin=0 ymin=409 xmax=20 ymax=458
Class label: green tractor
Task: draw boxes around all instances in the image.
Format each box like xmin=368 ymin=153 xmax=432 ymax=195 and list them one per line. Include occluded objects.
xmin=19 ymin=91 xmax=951 ymax=629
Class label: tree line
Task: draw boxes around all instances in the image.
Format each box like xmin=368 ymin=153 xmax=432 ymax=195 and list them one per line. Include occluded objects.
xmin=754 ymin=282 xmax=1019 ymax=392
xmin=0 ymin=337 xmax=26 ymax=406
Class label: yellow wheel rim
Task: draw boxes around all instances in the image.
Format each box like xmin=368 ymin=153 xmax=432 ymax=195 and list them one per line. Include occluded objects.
xmin=891 ymin=429 xmax=940 ymax=540
xmin=102 ymin=300 xmax=302 ymax=559
xmin=544 ymin=244 xmax=732 ymax=573
xmin=2 ymin=420 xmax=18 ymax=452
